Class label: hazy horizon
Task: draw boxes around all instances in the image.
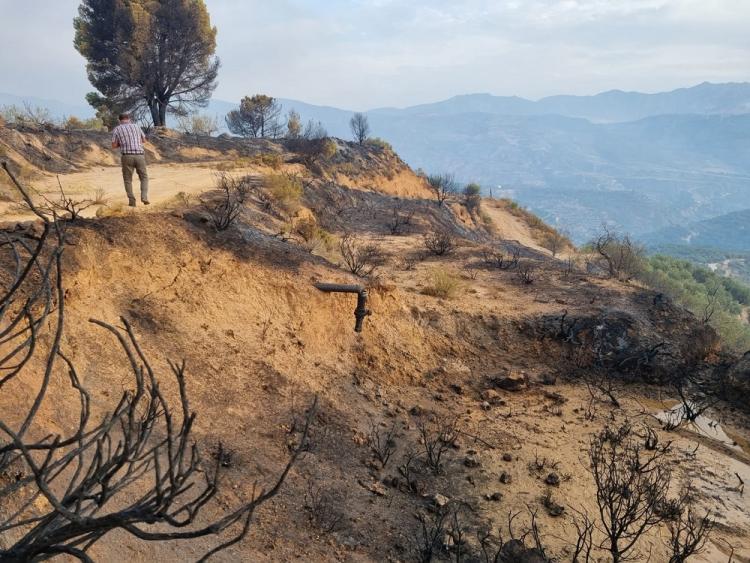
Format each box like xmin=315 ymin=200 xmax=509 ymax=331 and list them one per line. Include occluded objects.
xmin=0 ymin=0 xmax=748 ymax=110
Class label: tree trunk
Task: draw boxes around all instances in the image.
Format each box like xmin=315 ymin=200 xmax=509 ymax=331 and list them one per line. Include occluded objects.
xmin=158 ymin=101 xmax=168 ymax=127
xmin=149 ymin=101 xmax=160 ymax=127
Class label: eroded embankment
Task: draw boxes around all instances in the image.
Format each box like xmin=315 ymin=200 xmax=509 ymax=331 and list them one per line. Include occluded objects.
xmin=0 ymin=208 xmax=746 ymax=561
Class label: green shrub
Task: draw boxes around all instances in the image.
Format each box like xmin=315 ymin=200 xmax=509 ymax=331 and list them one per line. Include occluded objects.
xmin=463 ymin=183 xmax=481 ymax=197
xmin=480 ymin=211 xmax=496 ymax=233
xmin=640 ymin=255 xmax=750 ymax=352
xmin=215 ymin=158 xmax=250 ymax=171
xmin=463 ymin=183 xmax=482 ymax=213
xmin=541 ymin=230 xmax=570 ymax=258
xmin=294 ymin=216 xmax=336 ymax=253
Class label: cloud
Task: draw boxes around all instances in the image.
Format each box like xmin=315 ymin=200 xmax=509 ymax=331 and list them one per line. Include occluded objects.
xmin=0 ymin=0 xmax=747 ymax=109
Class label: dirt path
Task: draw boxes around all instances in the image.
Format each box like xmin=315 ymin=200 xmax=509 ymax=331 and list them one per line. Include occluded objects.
xmin=38 ymin=162 xmax=245 ymax=206
xmin=480 ymin=201 xmax=548 ymax=252
xmin=0 ymin=162 xmax=259 ymax=220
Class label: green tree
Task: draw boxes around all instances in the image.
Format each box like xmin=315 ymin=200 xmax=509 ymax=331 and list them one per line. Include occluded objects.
xmin=639 ymin=255 xmax=750 ymax=352
xmin=74 ymin=0 xmax=220 ymax=127
xmin=462 ymin=182 xmax=482 ymax=214
xmin=226 ymin=95 xmax=282 ymax=138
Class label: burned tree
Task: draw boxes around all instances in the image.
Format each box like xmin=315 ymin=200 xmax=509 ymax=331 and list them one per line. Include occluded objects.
xmin=423 ymin=228 xmax=456 ymax=256
xmin=339 ymin=233 xmax=383 ymax=277
xmin=668 ymin=371 xmax=717 ymax=428
xmin=349 ymin=112 xmax=370 ymax=145
xmin=591 ymin=225 xmax=645 ymax=281
xmin=481 ymin=246 xmax=520 ymax=270
xmin=201 ymin=172 xmax=249 ymax=230
xmin=666 ymin=486 xmax=714 ymax=563
xmin=0 ymin=161 xmax=315 ymax=561
xmin=416 ymin=414 xmax=459 ymax=473
xmin=386 ymin=201 xmax=415 ymax=235
xmin=21 ymin=176 xmax=106 ymax=221
xmin=368 ymin=420 xmax=397 ymax=468
xmin=588 ymin=422 xmax=671 ymax=562
xmin=426 ymin=173 xmax=457 ymax=207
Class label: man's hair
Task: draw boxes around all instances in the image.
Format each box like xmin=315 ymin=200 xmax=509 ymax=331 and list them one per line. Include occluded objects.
xmin=118 ymin=113 xmax=131 ymax=121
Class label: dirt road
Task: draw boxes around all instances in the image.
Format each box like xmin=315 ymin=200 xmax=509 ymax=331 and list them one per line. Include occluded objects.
xmin=39 ymin=162 xmax=241 ymax=205
xmin=0 ymin=162 xmax=261 ymax=221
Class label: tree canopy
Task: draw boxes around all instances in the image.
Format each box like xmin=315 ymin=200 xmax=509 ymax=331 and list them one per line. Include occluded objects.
xmin=226 ymin=95 xmax=283 ymax=138
xmin=74 ymin=0 xmax=220 ymax=127
xmin=640 ymin=255 xmax=750 ymax=352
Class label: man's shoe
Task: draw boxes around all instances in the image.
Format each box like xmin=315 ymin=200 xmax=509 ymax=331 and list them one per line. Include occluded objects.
xmin=128 ymin=199 xmax=137 ymax=207
xmin=141 ymin=199 xmax=150 ymax=205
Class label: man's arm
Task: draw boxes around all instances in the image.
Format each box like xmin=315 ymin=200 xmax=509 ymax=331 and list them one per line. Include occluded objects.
xmin=111 ymin=129 xmax=120 ymax=150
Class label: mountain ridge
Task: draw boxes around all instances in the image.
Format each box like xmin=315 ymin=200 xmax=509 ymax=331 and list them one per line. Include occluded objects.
xmin=5 ymin=81 xmax=750 ymax=124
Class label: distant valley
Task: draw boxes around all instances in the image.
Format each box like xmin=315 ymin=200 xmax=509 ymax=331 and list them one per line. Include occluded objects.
xmin=645 ymin=208 xmax=750 ymax=252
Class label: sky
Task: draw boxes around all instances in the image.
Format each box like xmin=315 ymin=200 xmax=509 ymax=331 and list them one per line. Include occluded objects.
xmin=0 ymin=0 xmax=748 ymax=110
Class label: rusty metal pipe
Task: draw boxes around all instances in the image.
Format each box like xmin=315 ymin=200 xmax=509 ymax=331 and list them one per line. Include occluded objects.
xmin=314 ymin=283 xmax=371 ymax=332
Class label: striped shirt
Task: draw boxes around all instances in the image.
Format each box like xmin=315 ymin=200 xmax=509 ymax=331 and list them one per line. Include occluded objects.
xmin=112 ymin=123 xmax=146 ymax=155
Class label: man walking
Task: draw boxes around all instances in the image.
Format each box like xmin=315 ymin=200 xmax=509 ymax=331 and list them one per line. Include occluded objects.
xmin=111 ymin=114 xmax=149 ymax=206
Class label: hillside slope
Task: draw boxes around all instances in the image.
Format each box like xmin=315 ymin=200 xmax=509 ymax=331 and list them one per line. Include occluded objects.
xmin=0 ymin=126 xmax=433 ymax=210
xmin=645 ymin=208 xmax=750 ymax=252
xmin=1 ymin=129 xmax=749 ymax=561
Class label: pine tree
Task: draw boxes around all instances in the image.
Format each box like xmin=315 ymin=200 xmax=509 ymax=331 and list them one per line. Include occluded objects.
xmin=74 ymin=0 xmax=220 ymax=126
xmin=225 ymin=95 xmax=283 ymax=138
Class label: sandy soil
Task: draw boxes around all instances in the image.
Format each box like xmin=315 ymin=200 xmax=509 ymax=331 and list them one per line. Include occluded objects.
xmin=480 ymin=201 xmax=547 ymax=252
xmin=36 ymin=162 xmax=233 ymax=203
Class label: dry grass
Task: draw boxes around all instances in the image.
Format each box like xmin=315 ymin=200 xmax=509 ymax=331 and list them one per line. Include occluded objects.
xmin=480 ymin=209 xmax=496 ymax=234
xmin=96 ymin=201 xmax=129 ymax=217
xmin=216 ymin=153 xmax=283 ymax=171
xmin=422 ymin=268 xmax=462 ymax=299
xmin=293 ymin=216 xmax=337 ymax=254
xmin=265 ymin=173 xmax=303 ymax=216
